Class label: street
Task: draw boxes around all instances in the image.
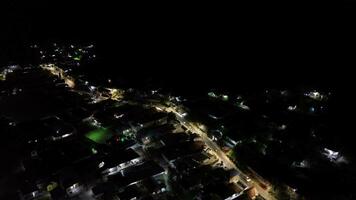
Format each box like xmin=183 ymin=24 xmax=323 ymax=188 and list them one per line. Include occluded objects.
xmin=156 ymin=105 xmax=275 ymax=200
xmin=40 ymin=64 xmax=274 ymax=199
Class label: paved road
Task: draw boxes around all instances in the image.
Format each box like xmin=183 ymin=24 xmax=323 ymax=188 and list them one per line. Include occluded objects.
xmin=157 ymin=105 xmax=275 ymax=200
xmin=41 ymin=64 xmax=273 ymax=199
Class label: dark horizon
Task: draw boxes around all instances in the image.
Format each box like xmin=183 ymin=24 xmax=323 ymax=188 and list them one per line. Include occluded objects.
xmin=1 ymin=1 xmax=355 ymax=87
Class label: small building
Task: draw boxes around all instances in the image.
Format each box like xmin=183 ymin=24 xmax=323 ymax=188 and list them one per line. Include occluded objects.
xmin=108 ymin=161 xmax=165 ymax=189
xmin=101 ymin=149 xmax=141 ymax=177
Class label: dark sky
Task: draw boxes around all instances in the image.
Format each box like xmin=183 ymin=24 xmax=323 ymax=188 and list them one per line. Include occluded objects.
xmin=1 ymin=1 xmax=355 ymax=87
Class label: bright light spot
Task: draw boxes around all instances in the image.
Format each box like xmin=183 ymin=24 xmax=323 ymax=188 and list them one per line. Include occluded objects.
xmin=155 ymin=107 xmax=163 ymax=111
xmin=32 ymin=191 xmax=38 ymax=197
xmin=323 ymin=148 xmax=339 ymax=161
xmin=309 ymin=107 xmax=315 ymax=113
xmin=65 ymin=78 xmax=75 ymax=88
xmin=208 ymin=114 xmax=219 ymax=120
xmin=88 ymin=117 xmax=101 ymax=127
xmin=245 ymin=176 xmax=251 ymax=182
xmin=91 ymin=148 xmax=98 ymax=154
xmin=8 ymin=122 xmax=16 ymax=126
xmin=70 ymin=183 xmax=79 ymax=190
xmin=222 ymin=95 xmax=229 ymax=101
xmin=1 ymin=65 xmax=20 ymax=81
xmin=61 ymin=133 xmax=72 ymax=139
xmin=89 ymin=86 xmax=96 ymax=91
xmin=300 ymin=160 xmax=308 ymax=168
xmin=106 ymin=88 xmax=124 ymax=101
xmin=73 ymin=56 xmax=81 ymax=61
xmin=305 ymin=90 xmax=326 ymax=101
xmin=67 ymin=183 xmax=82 ymax=195
xmin=293 ymin=160 xmax=310 ymax=168
xmin=114 ymin=114 xmax=124 ymax=119
xmin=277 ymin=124 xmax=287 ymax=130
xmin=208 ymin=92 xmax=217 ymax=98
xmin=237 ymin=101 xmax=250 ymax=110
xmin=98 ymin=161 xmax=105 ymax=168
xmin=108 ymin=167 xmax=117 ymax=173
xmin=175 ymin=96 xmax=182 ymax=102
xmin=280 ymin=90 xmax=288 ymax=96
xmin=288 ymin=105 xmax=297 ymax=111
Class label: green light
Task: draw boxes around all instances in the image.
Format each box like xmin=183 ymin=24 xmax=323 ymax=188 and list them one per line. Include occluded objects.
xmin=47 ymin=182 xmax=58 ymax=192
xmin=85 ymin=128 xmax=112 ymax=144
xmin=222 ymin=95 xmax=229 ymax=101
xmin=0 ymin=74 xmax=5 ymax=81
xmin=73 ymin=55 xmax=82 ymax=61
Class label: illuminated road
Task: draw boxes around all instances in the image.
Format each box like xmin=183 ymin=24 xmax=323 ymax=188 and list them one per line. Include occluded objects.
xmin=155 ymin=104 xmax=275 ymax=200
xmin=39 ymin=64 xmax=274 ymax=199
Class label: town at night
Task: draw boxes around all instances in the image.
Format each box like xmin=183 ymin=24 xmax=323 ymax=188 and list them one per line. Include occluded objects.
xmin=1 ymin=2 xmax=355 ymax=200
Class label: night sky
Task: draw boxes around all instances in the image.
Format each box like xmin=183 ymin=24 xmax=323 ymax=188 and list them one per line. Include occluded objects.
xmin=1 ymin=1 xmax=353 ymax=145
xmin=1 ymin=1 xmax=354 ymax=88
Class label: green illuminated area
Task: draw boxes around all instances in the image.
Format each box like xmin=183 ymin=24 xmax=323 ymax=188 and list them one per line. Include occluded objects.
xmin=85 ymin=128 xmax=112 ymax=144
xmin=222 ymin=94 xmax=229 ymax=101
xmin=73 ymin=55 xmax=82 ymax=61
xmin=0 ymin=73 xmax=6 ymax=81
